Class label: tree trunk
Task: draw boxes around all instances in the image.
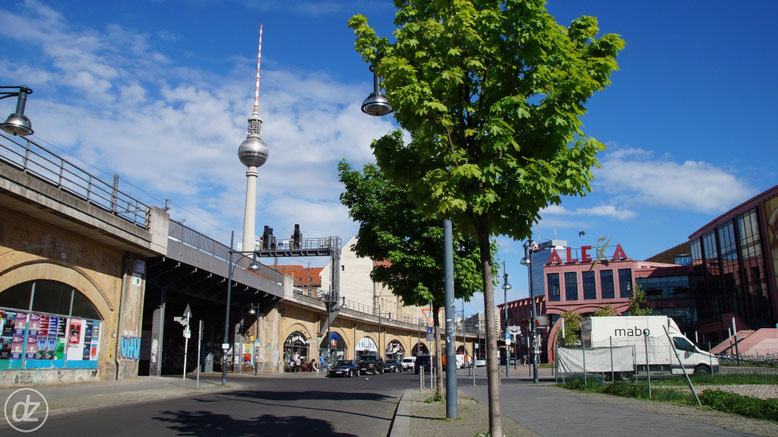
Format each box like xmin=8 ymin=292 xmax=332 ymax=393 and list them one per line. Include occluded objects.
xmin=476 ymin=215 xmax=501 ymax=437
xmin=432 ymin=302 xmax=443 ymax=397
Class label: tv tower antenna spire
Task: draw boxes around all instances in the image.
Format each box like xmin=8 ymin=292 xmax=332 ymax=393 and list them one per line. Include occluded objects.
xmin=238 ymin=25 xmax=268 ymax=254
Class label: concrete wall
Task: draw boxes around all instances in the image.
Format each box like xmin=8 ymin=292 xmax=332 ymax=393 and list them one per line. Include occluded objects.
xmin=0 ymin=208 xmax=133 ymax=386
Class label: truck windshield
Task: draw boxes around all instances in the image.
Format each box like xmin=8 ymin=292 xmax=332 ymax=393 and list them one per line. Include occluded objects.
xmin=672 ymin=337 xmax=695 ymax=352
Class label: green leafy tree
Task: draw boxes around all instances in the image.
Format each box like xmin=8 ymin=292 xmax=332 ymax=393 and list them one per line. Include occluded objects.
xmin=627 ymin=282 xmax=653 ymax=316
xmin=591 ymin=304 xmax=619 ymax=317
xmin=349 ymin=1 xmax=623 ymax=433
xmin=557 ymin=311 xmax=581 ymax=346
xmin=338 ymin=160 xmax=489 ymax=394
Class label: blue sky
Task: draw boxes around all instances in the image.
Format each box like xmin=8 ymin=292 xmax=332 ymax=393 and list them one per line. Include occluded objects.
xmin=1 ymin=0 xmax=776 ymax=317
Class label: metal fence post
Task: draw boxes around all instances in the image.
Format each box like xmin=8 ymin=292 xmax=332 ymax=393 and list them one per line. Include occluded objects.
xmin=610 ymin=336 xmax=614 ymax=382
xmin=708 ymin=341 xmax=713 ymax=373
xmin=644 ymin=334 xmax=651 ymax=398
xmin=665 ymin=326 xmax=701 ymax=406
xmin=582 ymin=340 xmax=587 ymax=386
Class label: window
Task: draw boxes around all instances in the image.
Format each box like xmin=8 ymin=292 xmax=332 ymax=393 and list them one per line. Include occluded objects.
xmin=582 ymin=271 xmax=596 ymax=300
xmin=547 ymin=273 xmax=560 ymax=301
xmin=564 ymin=272 xmax=578 ymax=301
xmin=618 ymin=269 xmax=632 ymax=298
xmin=600 ymin=270 xmax=614 ymax=299
xmin=672 ymin=337 xmax=695 ymax=352
xmin=0 ymin=280 xmax=103 ymax=371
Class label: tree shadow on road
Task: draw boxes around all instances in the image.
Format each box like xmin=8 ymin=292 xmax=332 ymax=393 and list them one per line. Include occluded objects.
xmin=153 ymin=410 xmax=357 ymax=437
xmin=225 ymin=390 xmax=393 ymax=402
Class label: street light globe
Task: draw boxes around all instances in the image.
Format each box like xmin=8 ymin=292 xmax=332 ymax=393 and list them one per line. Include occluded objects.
xmin=361 ymin=92 xmax=393 ymax=116
xmin=503 ymin=283 xmax=512 ymax=290
xmin=0 ymin=112 xmax=33 ymax=136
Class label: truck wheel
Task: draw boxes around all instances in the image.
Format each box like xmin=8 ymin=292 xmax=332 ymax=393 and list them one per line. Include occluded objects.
xmin=693 ymin=365 xmax=711 ymax=376
xmin=618 ymin=372 xmax=632 ymax=381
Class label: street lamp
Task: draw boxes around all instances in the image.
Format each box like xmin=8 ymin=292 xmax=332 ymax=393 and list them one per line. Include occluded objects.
xmin=222 ymin=230 xmax=260 ymax=385
xmin=248 ymin=303 xmax=260 ymax=376
xmin=521 ymin=240 xmax=539 ymax=383
xmin=360 ymin=66 xmax=392 ymax=116
xmin=502 ymin=261 xmax=511 ymax=377
xmin=0 ymin=86 xmax=34 ymax=136
xmin=376 ymin=310 xmax=392 ymax=360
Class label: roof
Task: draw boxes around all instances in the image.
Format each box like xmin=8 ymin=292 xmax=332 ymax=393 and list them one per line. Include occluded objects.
xmin=689 ymin=185 xmax=778 ymax=240
xmin=269 ymin=265 xmax=323 ymax=286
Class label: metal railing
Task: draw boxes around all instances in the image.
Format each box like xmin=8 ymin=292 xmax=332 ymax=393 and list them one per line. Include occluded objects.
xmin=0 ymin=132 xmax=150 ymax=228
xmin=292 ymin=288 xmax=424 ymax=326
xmin=168 ymin=220 xmax=286 ymax=283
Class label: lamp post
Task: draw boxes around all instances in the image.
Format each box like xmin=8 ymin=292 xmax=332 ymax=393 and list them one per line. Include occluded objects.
xmin=0 ymin=85 xmax=34 ymax=136
xmin=222 ymin=231 xmax=261 ymax=385
xmin=521 ymin=240 xmax=539 ymax=383
xmin=248 ymin=303 xmax=260 ymax=376
xmin=376 ymin=310 xmax=392 ymax=360
xmin=502 ymin=261 xmax=511 ymax=377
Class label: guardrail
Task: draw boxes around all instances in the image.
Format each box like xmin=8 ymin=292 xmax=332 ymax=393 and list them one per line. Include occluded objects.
xmin=0 ymin=132 xmax=150 ymax=228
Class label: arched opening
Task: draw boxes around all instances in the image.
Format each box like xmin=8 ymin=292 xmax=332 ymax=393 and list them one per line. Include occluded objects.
xmin=385 ymin=339 xmax=405 ymax=360
xmin=283 ymin=331 xmax=309 ymax=372
xmin=411 ymin=342 xmax=429 ymax=356
xmin=319 ymin=332 xmax=347 ymax=365
xmin=356 ymin=336 xmax=377 ymax=360
xmin=0 ymin=280 xmax=103 ymax=370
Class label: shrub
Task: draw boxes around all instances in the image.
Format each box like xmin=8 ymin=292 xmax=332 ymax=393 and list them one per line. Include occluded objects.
xmin=700 ymin=390 xmax=778 ymax=422
xmin=603 ymin=381 xmax=649 ymax=399
xmin=562 ymin=375 xmax=604 ymax=391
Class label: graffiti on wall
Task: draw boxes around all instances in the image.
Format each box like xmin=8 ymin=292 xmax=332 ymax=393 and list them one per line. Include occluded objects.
xmin=120 ymin=336 xmax=141 ymax=360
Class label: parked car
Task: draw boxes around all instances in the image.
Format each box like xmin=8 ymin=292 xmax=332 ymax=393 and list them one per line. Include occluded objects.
xmin=358 ymin=355 xmax=384 ymax=374
xmin=384 ymin=359 xmax=402 ymax=373
xmin=475 ymin=358 xmax=486 ymax=367
xmin=329 ymin=360 xmax=360 ymax=377
xmin=401 ymin=356 xmax=416 ymax=371
xmin=414 ymin=355 xmax=436 ymax=374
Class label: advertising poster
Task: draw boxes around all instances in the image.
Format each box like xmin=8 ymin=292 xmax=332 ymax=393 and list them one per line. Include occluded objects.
xmin=82 ymin=321 xmax=93 ymax=361
xmin=0 ymin=311 xmax=15 ymax=360
xmin=55 ymin=317 xmax=66 ymax=360
xmin=67 ymin=318 xmax=85 ymax=361
xmin=36 ymin=314 xmax=53 ymax=360
xmin=25 ymin=313 xmax=40 ymax=360
xmin=89 ymin=322 xmax=101 ymax=360
xmin=11 ymin=312 xmax=27 ymax=360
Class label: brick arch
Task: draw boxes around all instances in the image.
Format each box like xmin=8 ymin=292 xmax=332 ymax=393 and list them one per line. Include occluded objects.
xmin=411 ymin=340 xmax=430 ymax=355
xmin=357 ymin=333 xmax=379 ymax=352
xmin=321 ymin=327 xmax=351 ymax=352
xmin=0 ymin=260 xmax=113 ymax=320
xmin=384 ymin=336 xmax=409 ymax=356
xmin=283 ymin=323 xmax=315 ymax=346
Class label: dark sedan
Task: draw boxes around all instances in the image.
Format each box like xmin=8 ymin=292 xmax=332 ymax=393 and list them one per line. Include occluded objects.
xmin=357 ymin=355 xmax=384 ymax=374
xmin=328 ymin=360 xmax=360 ymax=377
xmin=384 ymin=359 xmax=402 ymax=373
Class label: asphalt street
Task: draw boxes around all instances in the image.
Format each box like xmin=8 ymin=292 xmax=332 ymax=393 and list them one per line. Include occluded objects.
xmin=22 ymin=371 xmax=419 ymax=437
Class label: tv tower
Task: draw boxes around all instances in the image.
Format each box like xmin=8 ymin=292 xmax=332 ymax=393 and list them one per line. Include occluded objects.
xmin=238 ymin=25 xmax=268 ymax=253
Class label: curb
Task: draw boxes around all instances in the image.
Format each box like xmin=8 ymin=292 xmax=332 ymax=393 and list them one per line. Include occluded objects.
xmin=389 ymin=390 xmax=412 ymax=437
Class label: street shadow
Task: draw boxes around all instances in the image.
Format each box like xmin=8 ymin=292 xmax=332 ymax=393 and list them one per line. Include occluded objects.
xmin=153 ymin=410 xmax=357 ymax=437
xmin=225 ymin=390 xmax=393 ymax=402
xmin=215 ymin=390 xmax=396 ymax=423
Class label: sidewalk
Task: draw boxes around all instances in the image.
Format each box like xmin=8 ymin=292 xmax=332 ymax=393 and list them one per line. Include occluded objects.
xmin=0 ymin=373 xmax=246 ymax=417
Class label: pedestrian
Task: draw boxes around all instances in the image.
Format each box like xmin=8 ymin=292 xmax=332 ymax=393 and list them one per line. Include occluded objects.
xmin=319 ymin=352 xmax=325 ymax=372
xmin=293 ymin=351 xmax=301 ymax=373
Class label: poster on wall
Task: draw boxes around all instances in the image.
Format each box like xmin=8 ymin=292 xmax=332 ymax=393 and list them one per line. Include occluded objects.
xmin=55 ymin=317 xmax=66 ymax=360
xmin=25 ymin=313 xmax=40 ymax=360
xmin=0 ymin=311 xmax=15 ymax=360
xmin=11 ymin=312 xmax=27 ymax=360
xmin=67 ymin=318 xmax=85 ymax=361
xmin=89 ymin=322 xmax=100 ymax=360
xmin=82 ymin=321 xmax=93 ymax=361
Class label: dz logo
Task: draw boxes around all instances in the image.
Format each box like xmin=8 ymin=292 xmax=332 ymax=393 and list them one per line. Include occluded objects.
xmin=4 ymin=388 xmax=49 ymax=433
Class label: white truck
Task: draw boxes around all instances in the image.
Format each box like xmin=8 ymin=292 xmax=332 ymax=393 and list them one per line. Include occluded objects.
xmin=557 ymin=316 xmax=718 ymax=380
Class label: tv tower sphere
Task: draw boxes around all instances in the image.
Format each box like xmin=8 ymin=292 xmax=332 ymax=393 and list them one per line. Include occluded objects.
xmin=238 ymin=112 xmax=268 ymax=168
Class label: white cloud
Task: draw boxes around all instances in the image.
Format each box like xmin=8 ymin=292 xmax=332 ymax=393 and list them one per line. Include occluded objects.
xmin=0 ymin=0 xmax=393 ymax=249
xmin=594 ymin=147 xmax=753 ymax=214
xmin=540 ymin=204 xmax=635 ymax=221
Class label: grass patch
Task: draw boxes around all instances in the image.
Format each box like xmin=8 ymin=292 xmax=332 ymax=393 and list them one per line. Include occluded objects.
xmin=652 ymin=374 xmax=778 ymax=386
xmin=424 ymin=392 xmax=443 ymax=403
xmin=700 ymin=390 xmax=778 ymax=422
xmin=559 ymin=378 xmax=778 ymax=422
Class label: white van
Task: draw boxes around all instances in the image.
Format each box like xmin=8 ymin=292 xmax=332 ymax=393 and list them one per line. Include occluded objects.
xmin=401 ymin=356 xmax=416 ymax=370
xmin=558 ymin=316 xmax=718 ymax=380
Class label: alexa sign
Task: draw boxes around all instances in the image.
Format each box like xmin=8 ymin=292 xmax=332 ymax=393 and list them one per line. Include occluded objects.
xmin=547 ymin=243 xmax=628 ymax=265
